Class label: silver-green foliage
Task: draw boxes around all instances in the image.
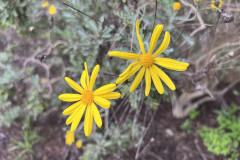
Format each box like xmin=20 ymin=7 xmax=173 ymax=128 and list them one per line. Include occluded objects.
xmin=81 ymin=121 xmax=142 ymax=160
xmin=8 ymin=118 xmax=42 ymax=160
xmin=0 ymin=52 xmax=23 ymax=127
xmin=0 ymin=50 xmax=46 ymax=127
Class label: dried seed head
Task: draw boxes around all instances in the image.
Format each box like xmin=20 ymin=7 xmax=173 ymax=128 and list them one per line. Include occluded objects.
xmin=217 ymin=8 xmax=224 ymax=14
xmin=36 ymin=54 xmax=46 ymax=62
xmin=222 ymin=12 xmax=234 ymax=23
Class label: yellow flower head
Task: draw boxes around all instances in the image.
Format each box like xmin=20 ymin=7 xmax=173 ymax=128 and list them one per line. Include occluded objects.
xmin=76 ymin=140 xmax=82 ymax=148
xmin=211 ymin=0 xmax=223 ymax=9
xmin=48 ymin=4 xmax=57 ymax=15
xmin=173 ymin=2 xmax=181 ymax=11
xmin=65 ymin=130 xmax=75 ymax=146
xmin=42 ymin=1 xmax=49 ymax=8
xmin=59 ymin=62 xmax=121 ymax=136
xmin=109 ymin=20 xmax=189 ymax=96
xmin=40 ymin=78 xmax=46 ymax=84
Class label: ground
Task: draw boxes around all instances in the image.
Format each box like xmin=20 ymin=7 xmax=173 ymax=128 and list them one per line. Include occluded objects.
xmin=2 ymin=97 xmax=240 ymax=160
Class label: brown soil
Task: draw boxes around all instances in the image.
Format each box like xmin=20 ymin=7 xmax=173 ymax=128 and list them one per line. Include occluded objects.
xmin=0 ymin=99 xmax=235 ymax=160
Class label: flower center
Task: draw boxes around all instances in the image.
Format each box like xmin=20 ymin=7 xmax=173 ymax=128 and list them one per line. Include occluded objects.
xmin=140 ymin=54 xmax=154 ymax=67
xmin=82 ymin=90 xmax=94 ymax=105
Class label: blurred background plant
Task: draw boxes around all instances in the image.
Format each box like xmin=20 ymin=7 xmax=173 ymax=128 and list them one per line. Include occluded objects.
xmin=0 ymin=0 xmax=240 ymax=159
xmin=8 ymin=118 xmax=42 ymax=160
xmin=81 ymin=121 xmax=143 ymax=160
xmin=198 ymin=104 xmax=240 ymax=160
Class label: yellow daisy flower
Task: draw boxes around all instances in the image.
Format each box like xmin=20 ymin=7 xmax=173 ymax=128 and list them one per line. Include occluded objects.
xmin=193 ymin=0 xmax=201 ymax=5
xmin=42 ymin=1 xmax=49 ymax=8
xmin=211 ymin=0 xmax=223 ymax=9
xmin=76 ymin=140 xmax=82 ymax=148
xmin=109 ymin=20 xmax=189 ymax=96
xmin=59 ymin=62 xmax=121 ymax=136
xmin=65 ymin=130 xmax=75 ymax=146
xmin=173 ymin=2 xmax=181 ymax=11
xmin=48 ymin=4 xmax=57 ymax=15
xmin=40 ymin=78 xmax=46 ymax=84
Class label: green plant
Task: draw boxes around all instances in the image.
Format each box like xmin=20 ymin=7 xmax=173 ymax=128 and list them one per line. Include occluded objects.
xmin=0 ymin=0 xmax=42 ymax=33
xmin=181 ymin=119 xmax=192 ymax=133
xmin=81 ymin=120 xmax=143 ymax=160
xmin=189 ymin=109 xmax=200 ymax=120
xmin=198 ymin=104 xmax=240 ymax=160
xmin=0 ymin=50 xmax=47 ymax=127
xmin=233 ymin=90 xmax=240 ymax=96
xmin=0 ymin=52 xmax=23 ymax=127
xmin=181 ymin=109 xmax=200 ymax=133
xmin=8 ymin=118 xmax=42 ymax=160
xmin=24 ymin=75 xmax=48 ymax=121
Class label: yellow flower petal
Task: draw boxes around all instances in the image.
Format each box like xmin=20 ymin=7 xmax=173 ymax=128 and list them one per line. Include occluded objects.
xmin=91 ymin=103 xmax=102 ymax=128
xmin=66 ymin=106 xmax=81 ymax=125
xmin=152 ymin=31 xmax=170 ymax=57
xmin=149 ymin=25 xmax=163 ymax=54
xmin=130 ymin=67 xmax=145 ymax=92
xmin=84 ymin=62 xmax=90 ymax=87
xmin=136 ymin=20 xmax=146 ymax=54
xmin=42 ymin=1 xmax=49 ymax=8
xmin=211 ymin=4 xmax=217 ymax=9
xmin=154 ymin=57 xmax=189 ymax=71
xmin=145 ymin=68 xmax=151 ymax=96
xmin=63 ymin=100 xmax=83 ymax=115
xmin=70 ymin=104 xmax=87 ymax=132
xmin=152 ymin=65 xmax=176 ymax=90
xmin=94 ymin=96 xmax=111 ymax=109
xmin=65 ymin=77 xmax=84 ymax=94
xmin=94 ymin=84 xmax=116 ymax=95
xmin=109 ymin=51 xmax=141 ymax=60
xmin=80 ymin=71 xmax=87 ymax=89
xmin=211 ymin=0 xmax=223 ymax=9
xmin=48 ymin=5 xmax=57 ymax=15
xmin=84 ymin=106 xmax=93 ymax=136
xmin=65 ymin=130 xmax=75 ymax=146
xmin=97 ymin=92 xmax=121 ymax=99
xmin=58 ymin=94 xmax=82 ymax=102
xmin=119 ymin=61 xmax=139 ymax=77
xmin=89 ymin=65 xmax=100 ymax=90
xmin=149 ymin=67 xmax=164 ymax=94
xmin=116 ymin=63 xmax=141 ymax=84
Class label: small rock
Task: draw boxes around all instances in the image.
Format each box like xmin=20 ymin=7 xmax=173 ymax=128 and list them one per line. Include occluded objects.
xmin=165 ymin=128 xmax=174 ymax=137
xmin=228 ymin=51 xmax=234 ymax=57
